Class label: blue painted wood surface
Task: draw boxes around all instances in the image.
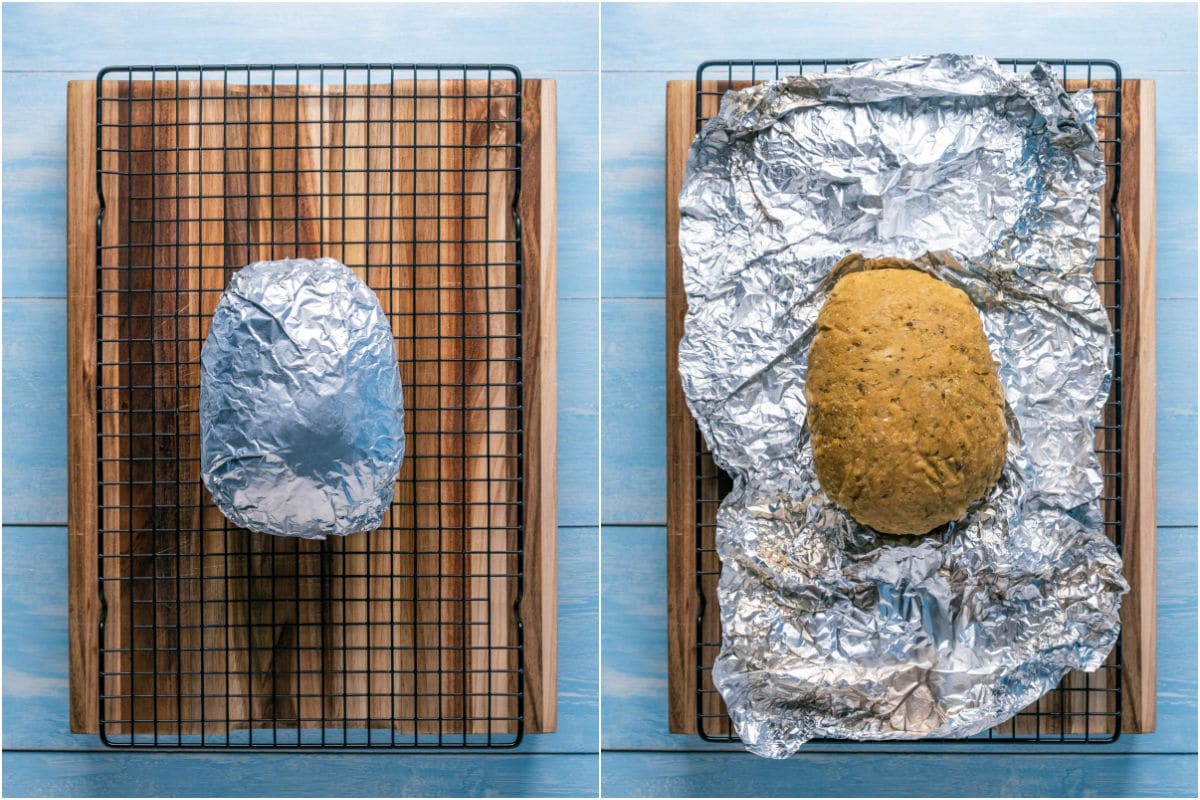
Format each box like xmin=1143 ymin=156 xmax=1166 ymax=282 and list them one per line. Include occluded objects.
xmin=1 ymin=2 xmax=598 ymax=797
xmin=601 ymin=2 xmax=1198 ymax=74
xmin=598 ymin=2 xmax=1197 ymax=796
xmin=601 ymin=751 xmax=1198 ymax=798
xmin=2 ymin=752 xmax=599 ymax=798
xmin=2 ymin=3 xmax=599 ymax=72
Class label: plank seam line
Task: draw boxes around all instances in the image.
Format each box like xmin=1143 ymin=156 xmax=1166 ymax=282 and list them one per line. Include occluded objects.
xmin=0 ymin=746 xmax=597 ymax=756
xmin=600 ymin=753 xmax=1200 ymax=758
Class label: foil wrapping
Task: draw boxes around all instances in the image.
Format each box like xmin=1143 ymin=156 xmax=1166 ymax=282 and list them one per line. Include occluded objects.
xmin=677 ymin=55 xmax=1127 ymax=757
xmin=200 ymin=257 xmax=405 ymax=540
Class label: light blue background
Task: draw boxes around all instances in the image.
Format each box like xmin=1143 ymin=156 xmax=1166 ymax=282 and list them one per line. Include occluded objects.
xmin=2 ymin=3 xmax=598 ymax=797
xmin=599 ymin=2 xmax=1198 ymax=797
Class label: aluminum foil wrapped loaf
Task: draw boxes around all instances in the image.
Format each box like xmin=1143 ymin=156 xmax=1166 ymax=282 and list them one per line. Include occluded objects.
xmin=200 ymin=257 xmax=405 ymax=540
xmin=677 ymin=55 xmax=1128 ymax=757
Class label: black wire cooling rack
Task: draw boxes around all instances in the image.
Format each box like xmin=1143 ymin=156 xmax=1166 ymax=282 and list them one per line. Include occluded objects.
xmin=691 ymin=58 xmax=1125 ymax=745
xmin=93 ymin=64 xmax=525 ymax=748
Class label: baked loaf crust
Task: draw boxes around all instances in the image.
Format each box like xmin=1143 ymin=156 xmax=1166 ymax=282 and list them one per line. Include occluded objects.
xmin=806 ymin=260 xmax=1008 ymax=535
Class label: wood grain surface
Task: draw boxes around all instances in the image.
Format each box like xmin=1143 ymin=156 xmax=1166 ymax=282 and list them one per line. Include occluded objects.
xmin=67 ymin=76 xmax=557 ymax=739
xmin=66 ymin=81 xmax=101 ymax=735
xmin=664 ymin=78 xmax=1157 ymax=737
xmin=520 ymin=81 xmax=560 ymax=732
xmin=1116 ymin=80 xmax=1158 ymax=733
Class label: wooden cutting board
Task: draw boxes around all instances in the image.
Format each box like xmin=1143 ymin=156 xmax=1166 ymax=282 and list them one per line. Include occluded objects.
xmin=67 ymin=76 xmax=557 ymax=739
xmin=665 ymin=79 xmax=1156 ymax=737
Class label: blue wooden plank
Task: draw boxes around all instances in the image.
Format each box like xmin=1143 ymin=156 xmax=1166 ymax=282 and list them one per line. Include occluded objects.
xmin=599 ymin=527 xmax=668 ymax=749
xmin=1154 ymin=298 xmax=1198 ymax=524
xmin=1 ymin=750 xmax=598 ymax=798
xmin=600 ymin=299 xmax=665 ymax=525
xmin=1 ymin=299 xmax=67 ymax=523
xmin=0 ymin=297 xmax=598 ymax=525
xmin=2 ymin=524 xmax=597 ymax=754
xmin=551 ymin=73 xmax=601 ymax=301
xmin=1 ymin=526 xmax=87 ymax=750
xmin=1149 ymin=72 xmax=1200 ymax=303
xmin=600 ymin=297 xmax=1197 ymax=526
xmin=547 ymin=525 xmax=600 ymax=752
xmin=557 ymin=299 xmax=601 ymax=527
xmin=600 ymin=76 xmax=666 ymax=300
xmin=600 ymin=69 xmax=1196 ymax=300
xmin=2 ymin=71 xmax=598 ymax=300
xmin=600 ymin=2 xmax=1197 ymax=74
xmin=601 ymin=525 xmax=1197 ymax=754
xmin=1 ymin=74 xmax=68 ymax=298
xmin=600 ymin=750 xmax=1197 ymax=798
xmin=2 ymin=3 xmax=598 ymax=72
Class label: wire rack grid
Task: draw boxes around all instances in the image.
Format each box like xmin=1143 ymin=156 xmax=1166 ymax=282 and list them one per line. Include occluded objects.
xmin=690 ymin=58 xmax=1125 ymax=745
xmin=93 ymin=63 xmax=527 ymax=749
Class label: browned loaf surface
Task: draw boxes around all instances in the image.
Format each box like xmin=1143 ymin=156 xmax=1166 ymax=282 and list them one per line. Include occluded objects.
xmin=807 ymin=262 xmax=1007 ymax=535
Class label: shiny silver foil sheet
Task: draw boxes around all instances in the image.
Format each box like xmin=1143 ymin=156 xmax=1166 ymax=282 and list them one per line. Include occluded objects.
xmin=200 ymin=257 xmax=405 ymax=540
xmin=677 ymin=55 xmax=1127 ymax=758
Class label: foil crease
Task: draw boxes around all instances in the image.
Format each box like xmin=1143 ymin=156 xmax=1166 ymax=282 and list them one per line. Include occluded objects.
xmin=200 ymin=257 xmax=405 ymax=540
xmin=677 ymin=55 xmax=1127 ymax=757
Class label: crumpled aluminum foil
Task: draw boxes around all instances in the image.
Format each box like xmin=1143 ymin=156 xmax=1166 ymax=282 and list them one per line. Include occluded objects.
xmin=677 ymin=55 xmax=1128 ymax=758
xmin=200 ymin=257 xmax=405 ymax=540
